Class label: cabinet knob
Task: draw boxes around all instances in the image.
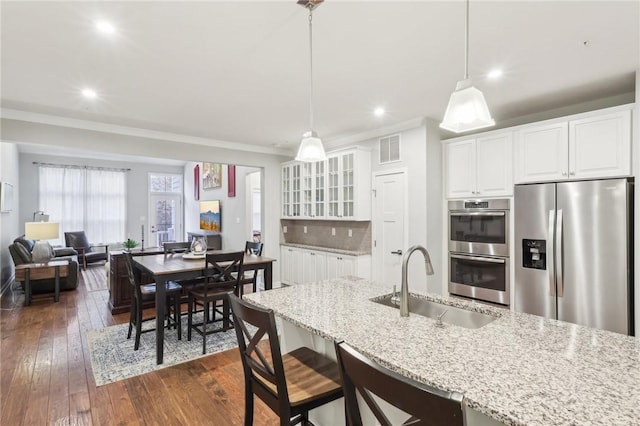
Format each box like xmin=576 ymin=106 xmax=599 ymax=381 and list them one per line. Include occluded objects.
xmin=570 ymin=171 xmax=575 ymax=176
xmin=562 ymin=171 xmax=567 ymax=176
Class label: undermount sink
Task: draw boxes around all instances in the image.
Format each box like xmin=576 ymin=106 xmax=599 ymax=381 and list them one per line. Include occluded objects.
xmin=373 ymin=294 xmax=498 ymax=329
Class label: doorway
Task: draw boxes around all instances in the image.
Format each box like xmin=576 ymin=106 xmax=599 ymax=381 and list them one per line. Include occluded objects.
xmin=148 ymin=173 xmax=183 ymax=247
xmin=372 ymin=170 xmax=407 ymax=288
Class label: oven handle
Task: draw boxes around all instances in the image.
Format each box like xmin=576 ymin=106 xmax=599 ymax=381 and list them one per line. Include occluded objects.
xmin=449 ymin=212 xmax=506 ymax=217
xmin=450 ymin=254 xmax=506 ymax=264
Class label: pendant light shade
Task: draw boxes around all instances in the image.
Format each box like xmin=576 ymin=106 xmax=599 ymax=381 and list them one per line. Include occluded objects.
xmin=440 ymin=79 xmax=495 ymax=133
xmin=296 ymin=131 xmax=326 ymax=162
xmin=440 ymin=0 xmax=494 ymax=133
xmin=295 ymin=0 xmax=327 ymax=162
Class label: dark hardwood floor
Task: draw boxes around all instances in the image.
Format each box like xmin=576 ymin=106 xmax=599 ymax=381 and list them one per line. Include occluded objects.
xmin=0 ymin=269 xmax=279 ymax=425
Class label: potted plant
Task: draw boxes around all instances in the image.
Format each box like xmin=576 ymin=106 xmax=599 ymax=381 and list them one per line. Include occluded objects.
xmin=123 ymin=238 xmax=139 ymax=252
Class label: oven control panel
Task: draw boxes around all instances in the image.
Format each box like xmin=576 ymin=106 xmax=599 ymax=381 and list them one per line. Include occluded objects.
xmin=522 ymin=239 xmax=546 ymax=270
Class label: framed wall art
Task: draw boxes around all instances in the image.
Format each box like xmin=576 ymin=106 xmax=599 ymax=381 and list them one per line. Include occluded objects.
xmin=0 ymin=181 xmax=14 ymax=212
xmin=203 ymin=162 xmax=222 ymax=189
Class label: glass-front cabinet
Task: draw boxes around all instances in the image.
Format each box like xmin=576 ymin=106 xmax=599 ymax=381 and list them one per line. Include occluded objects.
xmin=282 ymin=163 xmax=301 ymax=218
xmin=281 ymin=146 xmax=370 ymax=220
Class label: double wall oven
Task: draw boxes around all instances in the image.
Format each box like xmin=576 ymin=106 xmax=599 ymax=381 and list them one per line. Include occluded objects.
xmin=448 ymin=199 xmax=510 ymax=306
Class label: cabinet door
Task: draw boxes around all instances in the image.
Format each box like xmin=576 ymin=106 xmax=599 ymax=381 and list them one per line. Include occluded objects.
xmin=325 ymin=253 xmax=340 ymax=280
xmin=340 ymin=152 xmax=355 ymax=219
xmin=301 ymin=162 xmax=314 ymax=218
xmin=291 ymin=164 xmax=301 ymax=217
xmin=291 ymin=249 xmax=304 ymax=285
xmin=313 ymin=160 xmax=326 ymax=218
xmin=569 ymin=110 xmax=631 ymax=179
xmin=445 ymin=139 xmax=477 ymax=198
xmin=280 ymin=246 xmax=292 ymax=285
xmin=281 ymin=166 xmax=291 ymax=217
xmin=327 ymin=155 xmax=340 ymax=218
xmin=340 ymin=255 xmax=356 ymax=277
xmin=514 ymin=122 xmax=568 ymax=183
xmin=314 ymin=251 xmax=327 ymax=282
xmin=476 ymin=133 xmax=513 ymax=196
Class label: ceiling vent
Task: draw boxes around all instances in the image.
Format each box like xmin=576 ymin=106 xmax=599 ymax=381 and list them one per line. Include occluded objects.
xmin=379 ymin=134 xmax=401 ymax=164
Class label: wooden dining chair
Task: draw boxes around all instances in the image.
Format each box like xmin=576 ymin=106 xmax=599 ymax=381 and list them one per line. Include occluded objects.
xmin=334 ymin=341 xmax=466 ymax=426
xmin=122 ymin=252 xmax=183 ymax=350
xmin=163 ymin=241 xmax=191 ymax=258
xmin=187 ymin=251 xmax=244 ymax=354
xmin=239 ymin=241 xmax=264 ymax=295
xmin=228 ymin=294 xmax=343 ymax=426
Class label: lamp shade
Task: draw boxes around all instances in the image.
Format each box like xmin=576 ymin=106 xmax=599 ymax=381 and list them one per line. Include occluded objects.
xmin=440 ymin=79 xmax=495 ymax=133
xmin=295 ymin=131 xmax=327 ymax=162
xmin=25 ymin=222 xmax=60 ymax=241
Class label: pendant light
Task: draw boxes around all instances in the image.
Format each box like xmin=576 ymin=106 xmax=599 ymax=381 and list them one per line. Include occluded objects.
xmin=295 ymin=0 xmax=327 ymax=162
xmin=440 ymin=0 xmax=494 ymax=133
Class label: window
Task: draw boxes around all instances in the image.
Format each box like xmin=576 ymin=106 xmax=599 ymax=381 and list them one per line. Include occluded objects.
xmin=148 ymin=174 xmax=183 ymax=246
xmin=39 ymin=165 xmax=127 ymax=245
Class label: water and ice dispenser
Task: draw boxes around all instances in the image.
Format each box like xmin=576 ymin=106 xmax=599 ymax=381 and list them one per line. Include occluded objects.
xmin=522 ymin=239 xmax=546 ymax=270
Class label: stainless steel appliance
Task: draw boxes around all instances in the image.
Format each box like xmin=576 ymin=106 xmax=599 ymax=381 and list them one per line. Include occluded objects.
xmin=448 ymin=199 xmax=510 ymax=257
xmin=514 ymin=178 xmax=634 ymax=335
xmin=448 ymin=253 xmax=510 ymax=305
xmin=448 ymin=199 xmax=511 ymax=306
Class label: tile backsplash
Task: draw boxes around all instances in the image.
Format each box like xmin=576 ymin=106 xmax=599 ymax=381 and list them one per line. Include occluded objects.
xmin=280 ymin=219 xmax=371 ymax=253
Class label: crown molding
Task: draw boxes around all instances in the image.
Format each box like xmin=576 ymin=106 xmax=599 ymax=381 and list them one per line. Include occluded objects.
xmin=0 ymin=108 xmax=292 ymax=156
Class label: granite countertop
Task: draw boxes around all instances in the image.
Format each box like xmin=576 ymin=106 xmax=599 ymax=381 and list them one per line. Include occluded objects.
xmin=244 ymin=277 xmax=640 ymax=426
xmin=280 ymin=243 xmax=371 ymax=256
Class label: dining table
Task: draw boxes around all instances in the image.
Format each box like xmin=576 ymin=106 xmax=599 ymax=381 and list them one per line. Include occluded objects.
xmin=133 ymin=251 xmax=276 ymax=364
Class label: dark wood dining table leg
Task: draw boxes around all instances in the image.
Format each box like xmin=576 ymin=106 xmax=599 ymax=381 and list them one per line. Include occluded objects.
xmin=155 ymin=275 xmax=166 ymax=364
xmin=54 ymin=266 xmax=60 ymax=302
xmin=24 ymin=269 xmax=31 ymax=306
xmin=264 ymin=262 xmax=272 ymax=290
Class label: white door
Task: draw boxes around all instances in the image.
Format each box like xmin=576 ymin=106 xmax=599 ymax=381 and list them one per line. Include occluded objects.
xmin=149 ymin=194 xmax=182 ymax=247
xmin=373 ymin=172 xmax=406 ymax=289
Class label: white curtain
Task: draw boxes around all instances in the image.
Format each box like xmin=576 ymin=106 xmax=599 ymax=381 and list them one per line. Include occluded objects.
xmin=38 ymin=166 xmax=126 ymax=246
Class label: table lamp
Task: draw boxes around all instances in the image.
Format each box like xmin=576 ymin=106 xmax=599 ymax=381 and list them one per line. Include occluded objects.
xmin=25 ymin=222 xmax=60 ymax=263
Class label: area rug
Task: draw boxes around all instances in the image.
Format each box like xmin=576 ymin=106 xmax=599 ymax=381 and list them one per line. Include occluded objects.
xmin=82 ymin=264 xmax=109 ymax=292
xmin=87 ymin=313 xmax=239 ymax=386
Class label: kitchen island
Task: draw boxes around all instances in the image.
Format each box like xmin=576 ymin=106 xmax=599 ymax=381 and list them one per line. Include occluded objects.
xmin=244 ymin=277 xmax=640 ymax=426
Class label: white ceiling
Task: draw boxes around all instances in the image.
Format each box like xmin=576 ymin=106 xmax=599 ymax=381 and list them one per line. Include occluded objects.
xmin=1 ymin=1 xmax=638 ymax=156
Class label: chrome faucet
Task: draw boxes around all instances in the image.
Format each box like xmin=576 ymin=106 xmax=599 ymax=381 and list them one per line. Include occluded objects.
xmin=400 ymin=245 xmax=434 ymax=317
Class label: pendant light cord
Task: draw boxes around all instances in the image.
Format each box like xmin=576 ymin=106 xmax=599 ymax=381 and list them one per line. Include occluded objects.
xmin=464 ymin=0 xmax=469 ymax=80
xmin=308 ymin=8 xmax=314 ymax=132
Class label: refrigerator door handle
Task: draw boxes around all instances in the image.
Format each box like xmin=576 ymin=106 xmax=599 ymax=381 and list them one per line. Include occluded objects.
xmin=548 ymin=210 xmax=555 ymax=297
xmin=556 ymin=209 xmax=564 ymax=297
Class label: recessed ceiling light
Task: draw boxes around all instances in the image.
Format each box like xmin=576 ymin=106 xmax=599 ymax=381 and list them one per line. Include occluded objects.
xmin=95 ymin=20 xmax=115 ymax=35
xmin=82 ymin=88 xmax=98 ymax=99
xmin=488 ymin=69 xmax=503 ymax=79
xmin=374 ymin=107 xmax=385 ymax=117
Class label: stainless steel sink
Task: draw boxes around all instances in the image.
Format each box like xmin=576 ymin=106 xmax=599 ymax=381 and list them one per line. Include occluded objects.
xmin=373 ymin=294 xmax=498 ymax=329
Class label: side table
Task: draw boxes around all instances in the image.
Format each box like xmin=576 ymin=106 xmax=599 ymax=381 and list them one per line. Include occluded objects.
xmin=15 ymin=260 xmax=69 ymax=306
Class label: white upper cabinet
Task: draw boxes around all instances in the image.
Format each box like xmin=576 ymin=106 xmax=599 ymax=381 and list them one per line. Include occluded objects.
xmin=514 ymin=106 xmax=632 ymax=183
xmin=569 ymin=109 xmax=631 ymax=179
xmin=284 ymin=147 xmax=371 ymax=220
xmin=514 ymin=122 xmax=568 ymax=183
xmin=445 ymin=132 xmax=513 ymax=199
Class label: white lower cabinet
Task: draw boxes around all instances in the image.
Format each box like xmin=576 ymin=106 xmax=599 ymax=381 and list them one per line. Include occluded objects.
xmin=280 ymin=245 xmax=371 ymax=285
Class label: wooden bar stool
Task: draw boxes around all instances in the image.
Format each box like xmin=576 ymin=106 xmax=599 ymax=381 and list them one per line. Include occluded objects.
xmin=335 ymin=341 xmax=466 ymax=426
xmin=228 ymin=294 xmax=343 ymax=426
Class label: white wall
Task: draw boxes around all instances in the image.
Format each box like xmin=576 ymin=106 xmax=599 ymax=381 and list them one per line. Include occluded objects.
xmin=18 ymin=152 xmax=184 ymax=245
xmin=0 ymin=143 xmax=20 ymax=287
xmin=184 ymin=162 xmax=260 ymax=251
xmin=333 ymin=121 xmax=443 ymax=294
xmin=2 ymin=117 xmax=288 ymax=283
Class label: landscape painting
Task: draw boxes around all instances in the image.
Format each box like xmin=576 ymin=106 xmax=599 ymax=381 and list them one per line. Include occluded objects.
xmin=199 ymin=200 xmax=221 ymax=232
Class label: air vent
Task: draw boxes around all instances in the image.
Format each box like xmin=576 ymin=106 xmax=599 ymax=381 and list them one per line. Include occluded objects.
xmin=379 ymin=134 xmax=401 ymax=164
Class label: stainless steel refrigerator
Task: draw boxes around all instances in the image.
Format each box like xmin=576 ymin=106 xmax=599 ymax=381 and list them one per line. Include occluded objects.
xmin=514 ymin=178 xmax=634 ymax=335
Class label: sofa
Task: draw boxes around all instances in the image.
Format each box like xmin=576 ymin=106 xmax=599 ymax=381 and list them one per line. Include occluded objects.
xmin=9 ymin=236 xmax=80 ymax=293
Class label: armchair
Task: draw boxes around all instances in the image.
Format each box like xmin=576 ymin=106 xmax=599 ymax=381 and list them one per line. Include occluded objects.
xmin=9 ymin=236 xmax=79 ymax=293
xmin=64 ymin=231 xmax=109 ymax=270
